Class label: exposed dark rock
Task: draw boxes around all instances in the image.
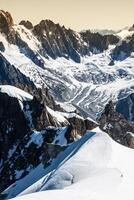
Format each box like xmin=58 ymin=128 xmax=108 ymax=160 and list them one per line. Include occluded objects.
xmin=111 ymin=34 xmax=134 ymax=60
xmin=19 ymin=20 xmax=33 ymax=29
xmin=109 ymin=59 xmax=114 ymax=66
xmin=0 ymin=53 xmax=35 ymax=93
xmin=65 ymin=115 xmax=97 ymax=137
xmin=116 ymin=93 xmax=134 ymax=122
xmin=85 ymin=118 xmax=98 ymax=130
xmin=33 ymin=20 xmax=84 ymax=62
xmin=99 ymin=101 xmax=134 ymax=148
xmin=0 ymin=93 xmax=30 ymax=160
xmin=31 ymin=87 xmax=67 ymax=130
xmin=80 ymin=30 xmax=119 ymax=53
xmin=0 ymin=10 xmax=13 ymax=34
xmin=0 ymin=42 xmax=5 ymax=52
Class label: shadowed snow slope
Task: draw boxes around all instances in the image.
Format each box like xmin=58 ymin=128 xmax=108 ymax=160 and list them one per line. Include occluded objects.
xmin=5 ymin=127 xmax=134 ymax=200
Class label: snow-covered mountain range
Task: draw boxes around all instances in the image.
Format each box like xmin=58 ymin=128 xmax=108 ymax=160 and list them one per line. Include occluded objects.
xmin=0 ymin=10 xmax=134 ymax=200
xmin=0 ymin=10 xmax=134 ymax=120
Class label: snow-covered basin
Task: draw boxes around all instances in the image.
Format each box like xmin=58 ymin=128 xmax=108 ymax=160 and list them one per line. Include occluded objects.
xmin=0 ymin=85 xmax=33 ymax=101
xmin=10 ymin=127 xmax=134 ymax=200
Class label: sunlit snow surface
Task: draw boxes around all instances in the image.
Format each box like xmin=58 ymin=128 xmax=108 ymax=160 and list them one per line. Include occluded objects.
xmin=7 ymin=127 xmax=134 ymax=200
xmin=0 ymin=85 xmax=33 ymax=101
xmin=116 ymin=29 xmax=134 ymax=40
xmin=0 ymin=28 xmax=134 ymax=118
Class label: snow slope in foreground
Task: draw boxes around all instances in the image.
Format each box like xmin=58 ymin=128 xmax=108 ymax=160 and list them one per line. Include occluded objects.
xmin=9 ymin=127 xmax=134 ymax=200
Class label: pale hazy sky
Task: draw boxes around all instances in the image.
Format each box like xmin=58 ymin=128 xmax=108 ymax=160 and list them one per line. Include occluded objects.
xmin=1 ymin=0 xmax=134 ymax=31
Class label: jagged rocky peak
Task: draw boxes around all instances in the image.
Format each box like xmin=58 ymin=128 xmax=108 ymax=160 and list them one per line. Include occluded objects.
xmin=33 ymin=19 xmax=62 ymax=35
xmin=0 ymin=10 xmax=13 ymax=34
xmin=33 ymin=19 xmax=83 ymax=62
xmin=19 ymin=20 xmax=33 ymax=29
xmin=99 ymin=101 xmax=134 ymax=148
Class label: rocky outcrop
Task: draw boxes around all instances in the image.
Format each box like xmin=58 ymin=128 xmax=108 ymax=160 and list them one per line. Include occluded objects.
xmin=66 ymin=116 xmax=97 ymax=137
xmin=0 ymin=10 xmax=13 ymax=34
xmin=0 ymin=53 xmax=35 ymax=92
xmin=33 ymin=20 xmax=85 ymax=62
xmin=116 ymin=93 xmax=134 ymax=122
xmin=30 ymin=88 xmax=55 ymax=130
xmin=0 ymin=126 xmax=72 ymax=193
xmin=0 ymin=93 xmax=30 ymax=162
xmin=19 ymin=20 xmax=33 ymax=29
xmin=80 ymin=30 xmax=119 ymax=53
xmin=111 ymin=34 xmax=134 ymax=60
xmin=99 ymin=101 xmax=134 ymax=148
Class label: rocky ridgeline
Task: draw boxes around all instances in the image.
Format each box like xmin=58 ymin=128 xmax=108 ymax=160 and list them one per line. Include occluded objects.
xmin=0 ymin=10 xmax=120 ymax=64
xmin=1 ymin=10 xmax=134 ymax=64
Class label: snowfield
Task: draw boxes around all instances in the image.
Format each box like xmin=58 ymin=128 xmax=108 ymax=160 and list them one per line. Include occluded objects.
xmin=3 ymin=127 xmax=134 ymax=200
